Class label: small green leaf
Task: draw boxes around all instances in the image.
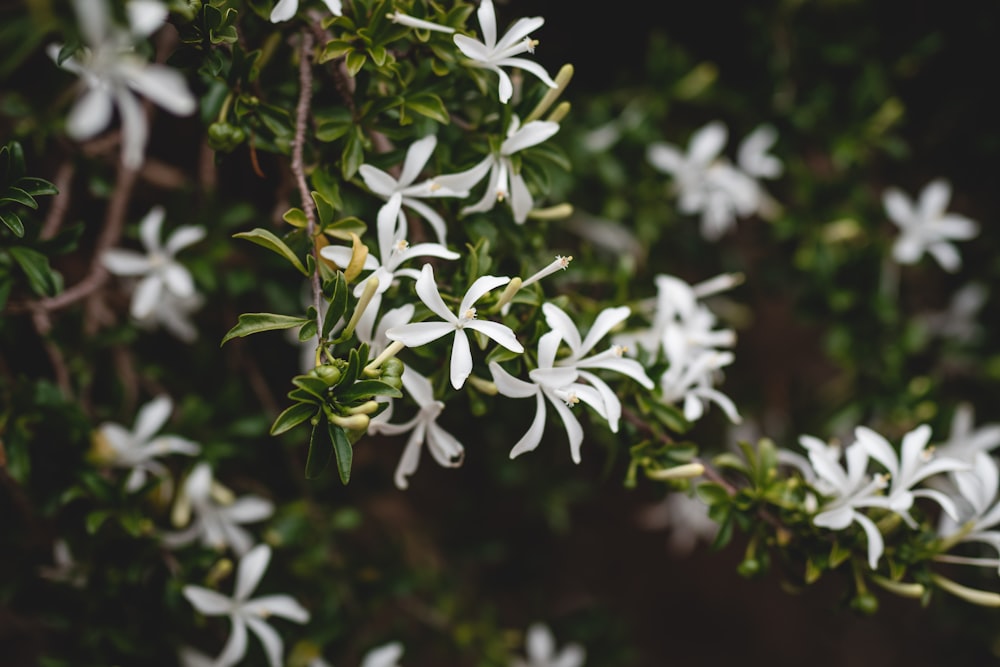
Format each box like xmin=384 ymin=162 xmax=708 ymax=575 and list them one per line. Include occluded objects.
xmin=341 ymin=128 xmax=365 ymax=180
xmin=695 ymin=482 xmax=732 ymax=506
xmin=304 ymin=421 xmax=333 ymax=479
xmin=2 ymin=186 xmax=38 ymax=209
xmin=323 ymin=271 xmax=348 ymax=337
xmin=318 ymin=40 xmax=354 ymax=63
xmin=233 ymin=228 xmax=309 ymax=275
xmin=311 ymin=191 xmax=336 ymax=227
xmin=333 ymin=379 xmax=403 ymax=403
xmin=291 ymin=374 xmax=329 ymax=399
xmin=86 ymin=510 xmax=112 ymax=535
xmin=329 ymin=422 xmax=353 ymax=485
xmin=345 ymin=50 xmax=367 ymax=76
xmin=1 ymin=211 xmax=24 ymax=237
xmin=323 ymin=216 xmax=367 ymax=241
xmin=9 ymin=246 xmax=60 ymax=296
xmin=282 ymin=207 xmax=309 ymax=228
xmin=17 ymin=177 xmax=58 ymax=197
xmin=221 ymin=312 xmax=311 ymax=346
xmin=298 ymin=318 xmax=318 ymax=341
xmin=405 ymin=92 xmax=450 ymax=124
xmin=271 ymin=402 xmax=318 ymax=436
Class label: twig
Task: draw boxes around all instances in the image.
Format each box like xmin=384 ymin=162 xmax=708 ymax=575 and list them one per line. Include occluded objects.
xmin=291 ymin=29 xmax=324 ymax=340
xmin=40 ymin=162 xmax=75 ymax=240
xmin=31 ymin=309 xmax=72 ymax=396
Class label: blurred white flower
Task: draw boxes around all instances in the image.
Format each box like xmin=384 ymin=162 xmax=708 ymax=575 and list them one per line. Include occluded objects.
xmin=386 ymin=264 xmax=523 ymax=389
xmin=917 ymin=282 xmax=988 ymax=344
xmin=883 ymin=179 xmax=979 ymax=272
xmin=270 ymin=0 xmax=342 ymax=23
xmin=360 ymin=641 xmax=405 ymax=667
xmin=636 ymin=492 xmax=718 ymax=557
xmin=48 ymin=0 xmax=196 ymax=168
xmin=183 ymin=544 xmax=310 ymax=667
xmin=93 ymin=395 xmax=200 ymax=493
xmin=936 ymin=403 xmax=1000 ymax=466
xmin=102 ymin=205 xmax=205 ymax=321
xmin=161 ymin=463 xmax=274 ymax=556
xmin=453 ymin=0 xmax=557 ymax=104
xmin=510 ymin=623 xmax=585 ymax=667
xmin=736 ymin=124 xmax=783 ymax=179
xmin=368 ymin=366 xmax=464 ymax=490
xmin=938 ymin=452 xmax=1000 ymax=572
xmin=436 ymin=116 xmax=560 ymax=223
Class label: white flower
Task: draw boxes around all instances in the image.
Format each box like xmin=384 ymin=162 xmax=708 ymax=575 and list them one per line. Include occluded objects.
xmin=161 ymin=463 xmax=274 ymax=556
xmin=48 ymin=0 xmax=196 ymax=169
xmin=386 ymin=264 xmax=524 ymax=389
xmin=135 ymin=289 xmax=204 ymax=343
xmin=917 ymin=282 xmax=988 ymax=344
xmin=435 ymin=116 xmax=560 ymax=223
xmin=936 ymin=403 xmax=1000 ymax=466
xmin=183 ymin=544 xmax=310 ymax=667
xmin=659 ymin=350 xmax=741 ymax=424
xmin=856 ymin=424 xmax=968 ymax=527
xmin=541 ymin=303 xmax=654 ymax=431
xmin=453 ymin=0 xmax=557 ymax=104
xmin=489 ymin=331 xmax=607 ymax=464
xmin=368 ymin=366 xmax=465 ymax=490
xmin=93 ymin=395 xmax=200 ymax=492
xmin=647 ymin=122 xmax=760 ymax=240
xmin=360 ymin=641 xmax=405 ymax=667
xmin=938 ymin=452 xmax=1000 ymax=572
xmin=802 ymin=435 xmax=890 ymax=569
xmin=388 ymin=11 xmax=455 ymax=34
xmin=510 ymin=623 xmax=585 ymax=667
xmin=102 ymin=205 xmax=205 ymax=320
xmin=270 ymin=0 xmax=342 ymax=23
xmin=635 ymin=492 xmax=718 ymax=558
xmin=358 ymin=135 xmax=466 ymax=244
xmin=320 ymin=193 xmax=460 ymax=301
xmin=883 ymin=179 xmax=979 ymax=272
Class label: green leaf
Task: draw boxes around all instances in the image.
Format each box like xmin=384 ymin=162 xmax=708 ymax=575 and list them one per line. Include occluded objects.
xmin=2 ymin=186 xmax=38 ymax=209
xmin=221 ymin=312 xmax=311 ymax=346
xmin=271 ymin=402 xmax=318 ymax=436
xmin=291 ymin=374 xmax=329 ymax=399
xmin=345 ymin=50 xmax=367 ymax=77
xmin=304 ymin=421 xmax=333 ymax=479
xmin=695 ymin=482 xmax=732 ymax=506
xmin=333 ymin=379 xmax=403 ymax=403
xmin=1 ymin=211 xmax=24 ymax=237
xmin=329 ymin=422 xmax=353 ymax=485
xmin=341 ymin=128 xmax=365 ymax=180
xmin=298 ymin=318 xmax=318 ymax=341
xmin=405 ymin=92 xmax=451 ymax=125
xmin=318 ymin=40 xmax=354 ymax=63
xmin=233 ymin=228 xmax=309 ymax=275
xmin=16 ymin=177 xmax=58 ymax=197
xmin=282 ymin=207 xmax=309 ymax=228
xmin=323 ymin=271 xmax=348 ymax=337
xmin=312 ymin=191 xmax=336 ymax=226
xmin=323 ymin=216 xmax=367 ymax=241
xmin=86 ymin=510 xmax=112 ymax=535
xmin=9 ymin=246 xmax=60 ymax=296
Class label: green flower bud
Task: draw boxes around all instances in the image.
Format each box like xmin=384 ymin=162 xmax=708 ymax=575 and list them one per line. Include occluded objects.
xmin=207 ymin=122 xmax=247 ymax=153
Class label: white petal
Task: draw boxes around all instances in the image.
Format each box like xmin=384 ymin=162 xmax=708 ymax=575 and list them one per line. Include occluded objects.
xmin=72 ymin=0 xmax=110 ymax=46
xmin=495 ymin=67 xmax=514 ymax=104
xmin=386 ymin=321 xmax=454 ymax=347
xmin=882 ymin=188 xmax=914 ymax=227
xmin=123 ymin=63 xmax=196 ymax=117
xmin=476 ymin=0 xmax=497 ymax=48
xmin=501 ymin=121 xmax=560 ymax=155
xmin=489 ymin=361 xmax=537 ymax=398
xmin=854 ymin=426 xmax=898 ymax=477
xmin=133 ymin=395 xmax=172 ymax=442
xmin=526 ymin=623 xmax=555 ymax=660
xmin=115 ymin=88 xmax=148 ymax=169
xmin=182 ymin=585 xmax=232 ymax=615
xmin=401 ymin=198 xmax=450 ymax=244
xmin=127 ymin=0 xmax=168 ymax=37
xmin=460 ymin=275 xmax=510 ymax=314
xmin=508 ymin=392 xmax=548 ymax=460
xmin=853 ymin=511 xmax=885 ymax=570
xmin=398 ymin=135 xmax=437 ymax=187
xmin=689 ymin=121 xmax=727 ymax=165
xmin=919 ymin=179 xmax=952 ymax=219
xmin=393 ymin=425 xmax=426 ymax=489
xmin=320 ymin=0 xmax=343 ymax=15
xmin=453 ymin=34 xmax=491 ymax=61
xmin=163 ymin=264 xmax=195 ymax=298
xmin=244 ymin=594 xmax=310 ymax=623
xmin=66 ymin=88 xmax=114 ymax=140
xmin=102 ymin=249 xmax=153 ymax=276
xmin=646 ymin=143 xmax=684 ymax=175
xmin=234 ymin=544 xmax=270 ymax=602
xmin=496 ymin=57 xmax=557 ymax=89
xmin=270 ymin=0 xmax=298 ymax=23
xmin=166 ymin=226 xmax=207 ymax=255
xmin=450 ymin=330 xmax=473 ymax=389
xmin=225 ymin=496 xmax=275 ymax=524
xmin=426 ymin=421 xmax=465 ymax=468
xmin=927 ymin=242 xmax=962 ymax=272
xmin=215 ymin=618 xmax=249 ymax=667
xmin=360 ymin=642 xmax=404 ymax=667
xmin=414 ymin=264 xmax=456 ymax=322
xmin=494 ymin=16 xmax=545 ymax=54
xmin=465 ymin=320 xmax=523 ymax=353
xmin=580 ymin=306 xmax=630 ymax=356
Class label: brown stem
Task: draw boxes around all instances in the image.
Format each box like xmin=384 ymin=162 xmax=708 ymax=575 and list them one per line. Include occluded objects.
xmin=40 ymin=162 xmax=75 ymax=240
xmin=291 ymin=30 xmax=324 ymax=340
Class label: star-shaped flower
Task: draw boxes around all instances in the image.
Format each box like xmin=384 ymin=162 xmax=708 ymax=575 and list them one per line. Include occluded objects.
xmin=183 ymin=544 xmax=310 ymax=667
xmin=49 ymin=0 xmax=196 ymax=168
xmin=453 ymin=0 xmax=557 ymax=104
xmin=883 ymin=179 xmax=979 ymax=272
xmin=161 ymin=463 xmax=274 ymax=556
xmin=102 ymin=205 xmax=205 ymax=320
xmin=386 ymin=264 xmax=524 ymax=389
xmin=510 ymin=623 xmax=585 ymax=667
xmin=435 ymin=116 xmax=560 ymax=223
xmin=270 ymin=0 xmax=342 ymax=23
xmin=368 ymin=366 xmax=465 ymax=490
xmin=92 ymin=395 xmax=200 ymax=492
xmin=358 ymin=135 xmax=467 ymax=243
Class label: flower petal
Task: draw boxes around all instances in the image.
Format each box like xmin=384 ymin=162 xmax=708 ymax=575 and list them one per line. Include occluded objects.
xmin=102 ymin=249 xmax=153 ymax=276
xmin=414 ymin=264 xmax=456 ymax=322
xmin=234 ymin=544 xmax=270 ymax=602
xmin=182 ymin=585 xmax=232 ymax=615
xmin=244 ymin=595 xmax=310 ymax=623
xmin=66 ymin=87 xmax=113 ymax=141
xmin=501 ymin=121 xmax=560 ymax=155
xmin=460 ymin=275 xmax=510 ymax=314
xmin=386 ymin=321 xmax=454 ymax=348
xmin=398 ymin=135 xmax=437 ymax=187
xmin=449 ymin=330 xmax=473 ymax=389
xmin=465 ymin=319 xmax=524 ymax=353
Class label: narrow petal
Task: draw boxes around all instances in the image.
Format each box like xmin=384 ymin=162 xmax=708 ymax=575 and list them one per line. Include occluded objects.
xmin=495 ymin=57 xmax=557 ymax=88
xmin=66 ymin=88 xmax=113 ymax=140
xmin=853 ymin=511 xmax=885 ymax=570
xmin=647 ymin=143 xmax=684 ymax=175
xmin=72 ymin=0 xmax=109 ymax=46
xmin=927 ymin=242 xmax=962 ymax=272
xmin=579 ymin=306 xmax=631 ymax=356
xmin=402 ymin=199 xmax=450 ymax=244
xmin=126 ymin=0 xmax=167 ymax=37
xmin=426 ymin=421 xmax=465 ymax=468
xmin=453 ymin=34 xmax=490 ymax=61
xmin=162 ymin=263 xmax=195 ymax=298
xmin=134 ymin=395 xmax=172 ymax=443
xmin=182 ymin=586 xmax=232 ymax=615
xmin=398 ymin=135 xmax=437 ymax=187
xmin=476 ymin=0 xmax=497 ymax=48
xmin=919 ymin=179 xmax=952 ymax=219
xmin=494 ymin=16 xmax=545 ymax=54
xmin=489 ymin=361 xmax=537 ymax=398
xmin=400 ymin=366 xmax=435 ymax=407
xmin=689 ymin=122 xmax=727 ymax=165
xmin=270 ymin=0 xmax=298 ymax=22
xmin=460 ymin=275 xmax=510 ymax=314
xmin=495 ymin=67 xmax=514 ymax=104
xmin=244 ymin=595 xmax=310 ymax=623
xmin=399 ymin=243 xmax=461 ymax=264
xmin=882 ymin=188 xmax=914 ymax=227
xmin=434 ymin=157 xmax=494 ymax=196
xmin=547 ymin=390 xmax=584 ymax=463
xmin=166 ymin=226 xmax=207 ymax=255
xmin=386 ymin=321 xmax=454 ymax=348
xmin=320 ymin=0 xmax=343 ymax=15
xmin=102 ymin=249 xmax=153 ymax=276
xmin=225 ymin=496 xmax=275 ymax=524
xmin=215 ymin=618 xmax=249 ymax=667
xmin=234 ymin=544 xmax=270 ymax=602
xmin=854 ymin=427 xmax=899 ymax=477
xmin=526 ymin=623 xmax=555 ymax=661
xmin=124 ymin=63 xmax=196 ymax=116
xmin=359 ymin=164 xmax=399 ymax=198
xmin=414 ymin=264 xmax=456 ymax=322
xmin=243 ymin=616 xmax=284 ymax=667
xmin=393 ymin=425 xmax=426 ymax=489
xmin=115 ymin=88 xmax=148 ymax=169
xmin=450 ymin=330 xmax=473 ymax=389
xmin=501 ymin=121 xmax=560 ymax=155
xmin=536 ymin=330 xmax=562 ymax=369
xmin=508 ymin=392 xmax=547 ymax=458
xmin=465 ymin=320 xmax=524 ymax=353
